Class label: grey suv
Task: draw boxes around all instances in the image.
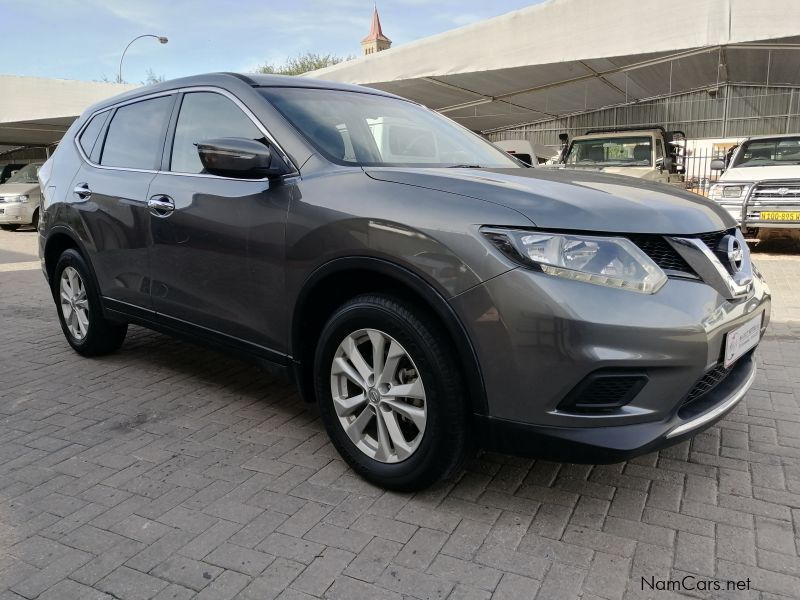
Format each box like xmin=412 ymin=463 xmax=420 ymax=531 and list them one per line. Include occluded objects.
xmin=38 ymin=73 xmax=771 ymax=490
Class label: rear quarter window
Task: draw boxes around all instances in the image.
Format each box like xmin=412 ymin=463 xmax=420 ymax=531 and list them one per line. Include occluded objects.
xmin=78 ymin=110 xmax=110 ymax=160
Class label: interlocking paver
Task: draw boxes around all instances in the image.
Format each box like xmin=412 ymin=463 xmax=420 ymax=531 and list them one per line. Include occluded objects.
xmin=2 ymin=232 xmax=800 ymax=599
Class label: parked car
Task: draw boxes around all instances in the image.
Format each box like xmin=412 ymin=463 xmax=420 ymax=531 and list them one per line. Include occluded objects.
xmin=1 ymin=163 xmax=27 ymax=184
xmin=493 ymin=139 xmax=558 ymax=165
xmin=709 ymin=134 xmax=800 ymax=233
xmin=38 ymin=74 xmax=770 ymax=490
xmin=560 ymin=127 xmax=686 ymax=184
xmin=0 ymin=162 xmax=44 ymax=230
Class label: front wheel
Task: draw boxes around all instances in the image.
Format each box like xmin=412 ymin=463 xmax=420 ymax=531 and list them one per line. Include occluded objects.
xmin=0 ymin=224 xmax=20 ymax=231
xmin=314 ymin=294 xmax=469 ymax=491
xmin=53 ymin=249 xmax=127 ymax=356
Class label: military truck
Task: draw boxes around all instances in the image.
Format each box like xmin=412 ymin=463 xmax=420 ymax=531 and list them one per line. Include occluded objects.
xmin=559 ymin=126 xmax=686 ymax=184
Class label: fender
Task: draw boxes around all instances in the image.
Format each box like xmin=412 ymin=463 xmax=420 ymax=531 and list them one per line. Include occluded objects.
xmin=291 ymin=255 xmax=488 ymax=415
xmin=42 ymin=224 xmax=98 ymax=285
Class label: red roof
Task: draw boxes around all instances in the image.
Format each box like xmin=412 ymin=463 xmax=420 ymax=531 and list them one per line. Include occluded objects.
xmin=362 ymin=7 xmax=391 ymax=44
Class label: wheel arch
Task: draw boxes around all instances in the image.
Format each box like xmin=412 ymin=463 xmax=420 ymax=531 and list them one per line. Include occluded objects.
xmin=291 ymin=256 xmax=488 ymax=415
xmin=43 ymin=227 xmax=95 ymax=286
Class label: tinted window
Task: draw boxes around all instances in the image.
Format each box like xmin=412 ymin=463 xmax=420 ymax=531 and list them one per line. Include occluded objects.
xmin=171 ymin=92 xmax=264 ymax=174
xmin=78 ymin=111 xmax=109 ymax=158
xmin=101 ymin=96 xmax=173 ymax=169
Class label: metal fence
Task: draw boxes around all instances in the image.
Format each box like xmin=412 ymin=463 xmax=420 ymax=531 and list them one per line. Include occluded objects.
xmin=681 ymin=154 xmax=722 ymax=196
xmin=486 ymin=84 xmax=800 ymax=148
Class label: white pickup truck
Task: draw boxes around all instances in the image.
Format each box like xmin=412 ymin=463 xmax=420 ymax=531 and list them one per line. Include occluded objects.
xmin=709 ymin=134 xmax=800 ymax=235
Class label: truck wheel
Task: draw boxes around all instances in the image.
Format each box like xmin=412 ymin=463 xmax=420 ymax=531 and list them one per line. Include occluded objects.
xmin=53 ymin=249 xmax=127 ymax=356
xmin=314 ymin=294 xmax=469 ymax=491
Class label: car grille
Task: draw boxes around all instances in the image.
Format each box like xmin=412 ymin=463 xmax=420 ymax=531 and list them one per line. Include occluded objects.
xmin=695 ymin=229 xmax=732 ymax=251
xmin=681 ymin=361 xmax=734 ymax=412
xmin=630 ymin=229 xmax=732 ymax=278
xmin=750 ymin=182 xmax=800 ymax=200
xmin=629 ymin=235 xmax=694 ymax=274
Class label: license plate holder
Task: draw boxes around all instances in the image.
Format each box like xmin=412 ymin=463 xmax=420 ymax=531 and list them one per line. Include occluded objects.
xmin=724 ymin=314 xmax=762 ymax=368
xmin=760 ymin=210 xmax=800 ymax=221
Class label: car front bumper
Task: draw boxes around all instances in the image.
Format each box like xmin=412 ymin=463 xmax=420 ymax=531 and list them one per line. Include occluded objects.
xmin=454 ymin=265 xmax=771 ymax=462
xmin=0 ymin=202 xmax=34 ymax=225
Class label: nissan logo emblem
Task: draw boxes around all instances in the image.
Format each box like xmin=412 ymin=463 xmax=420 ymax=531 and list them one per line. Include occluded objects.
xmin=718 ymin=235 xmax=744 ymax=273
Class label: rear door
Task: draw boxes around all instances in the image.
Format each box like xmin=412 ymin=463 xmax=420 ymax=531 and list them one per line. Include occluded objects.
xmin=147 ymin=89 xmax=290 ymax=354
xmin=71 ymin=94 xmax=175 ymax=310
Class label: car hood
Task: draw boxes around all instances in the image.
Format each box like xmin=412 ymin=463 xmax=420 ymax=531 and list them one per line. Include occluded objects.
xmin=0 ymin=183 xmax=37 ymax=196
xmin=364 ymin=167 xmax=733 ymax=234
xmin=557 ymin=165 xmax=651 ymax=177
xmin=719 ymin=165 xmax=800 ymax=182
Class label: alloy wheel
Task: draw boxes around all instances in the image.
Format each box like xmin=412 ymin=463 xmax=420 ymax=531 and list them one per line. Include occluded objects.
xmin=330 ymin=328 xmax=427 ymax=463
xmin=60 ymin=266 xmax=89 ymax=340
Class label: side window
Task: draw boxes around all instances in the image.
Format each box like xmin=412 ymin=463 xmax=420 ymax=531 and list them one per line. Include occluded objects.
xmin=171 ymin=92 xmax=264 ymax=174
xmin=78 ymin=110 xmax=109 ymax=159
xmin=655 ymin=139 xmax=665 ymax=162
xmin=100 ymin=96 xmax=173 ymax=169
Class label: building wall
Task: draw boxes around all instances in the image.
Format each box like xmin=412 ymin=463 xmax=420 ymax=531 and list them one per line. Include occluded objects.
xmin=486 ymin=85 xmax=800 ymax=145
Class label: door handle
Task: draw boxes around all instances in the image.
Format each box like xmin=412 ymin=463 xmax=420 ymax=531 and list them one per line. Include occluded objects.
xmin=73 ymin=183 xmax=91 ymax=200
xmin=148 ymin=195 xmax=175 ymax=218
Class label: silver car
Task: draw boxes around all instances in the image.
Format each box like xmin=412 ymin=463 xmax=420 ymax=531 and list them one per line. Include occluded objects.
xmin=38 ymin=74 xmax=770 ymax=490
xmin=0 ymin=162 xmax=43 ymax=230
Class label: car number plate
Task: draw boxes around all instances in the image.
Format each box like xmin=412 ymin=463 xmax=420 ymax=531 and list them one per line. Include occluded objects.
xmin=760 ymin=211 xmax=800 ymax=221
xmin=724 ymin=314 xmax=762 ymax=368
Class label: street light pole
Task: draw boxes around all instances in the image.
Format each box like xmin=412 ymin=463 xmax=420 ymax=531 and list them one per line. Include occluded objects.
xmin=118 ymin=34 xmax=169 ymax=83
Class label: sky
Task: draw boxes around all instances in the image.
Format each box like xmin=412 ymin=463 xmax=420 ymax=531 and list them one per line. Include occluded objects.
xmin=0 ymin=0 xmax=540 ymax=84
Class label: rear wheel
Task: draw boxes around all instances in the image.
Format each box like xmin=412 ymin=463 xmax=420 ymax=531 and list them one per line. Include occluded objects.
xmin=0 ymin=224 xmax=19 ymax=231
xmin=53 ymin=249 xmax=127 ymax=356
xmin=314 ymin=294 xmax=469 ymax=491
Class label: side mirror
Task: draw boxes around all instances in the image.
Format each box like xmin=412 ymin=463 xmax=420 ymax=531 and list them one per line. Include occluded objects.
xmin=196 ymin=137 xmax=290 ymax=179
xmin=662 ymin=156 xmax=674 ymax=172
xmin=710 ymin=159 xmax=726 ymax=171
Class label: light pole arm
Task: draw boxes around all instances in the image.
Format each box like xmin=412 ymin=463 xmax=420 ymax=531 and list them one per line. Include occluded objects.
xmin=118 ymin=34 xmax=167 ymax=83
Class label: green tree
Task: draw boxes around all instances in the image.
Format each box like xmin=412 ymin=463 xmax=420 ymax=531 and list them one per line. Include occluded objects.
xmin=257 ymin=52 xmax=352 ymax=76
xmin=143 ymin=68 xmax=166 ymax=85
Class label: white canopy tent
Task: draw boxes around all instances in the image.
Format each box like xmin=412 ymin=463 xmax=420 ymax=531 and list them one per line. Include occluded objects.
xmin=0 ymin=75 xmax=135 ymax=154
xmin=307 ymin=0 xmax=800 ymax=132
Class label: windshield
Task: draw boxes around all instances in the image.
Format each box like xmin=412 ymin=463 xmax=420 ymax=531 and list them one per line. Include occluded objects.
xmin=5 ymin=163 xmax=40 ymax=184
xmin=566 ymin=136 xmax=653 ymax=167
xmin=732 ymin=137 xmax=800 ymax=167
xmin=260 ymin=88 xmax=520 ymax=168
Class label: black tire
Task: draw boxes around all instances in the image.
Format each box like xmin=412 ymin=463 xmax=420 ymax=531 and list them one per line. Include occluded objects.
xmin=1 ymin=224 xmax=20 ymax=231
xmin=314 ymin=294 xmax=469 ymax=491
xmin=30 ymin=209 xmax=39 ymax=230
xmin=52 ymin=249 xmax=127 ymax=357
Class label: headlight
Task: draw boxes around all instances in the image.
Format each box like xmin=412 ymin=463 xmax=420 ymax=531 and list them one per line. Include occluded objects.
xmin=482 ymin=228 xmax=667 ymax=294
xmin=709 ymin=184 xmax=750 ymax=201
xmin=3 ymin=194 xmax=28 ymax=203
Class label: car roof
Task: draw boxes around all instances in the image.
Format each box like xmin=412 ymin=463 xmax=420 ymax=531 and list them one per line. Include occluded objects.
xmin=84 ymin=72 xmax=408 ymax=115
xmin=741 ymin=133 xmax=800 ymax=142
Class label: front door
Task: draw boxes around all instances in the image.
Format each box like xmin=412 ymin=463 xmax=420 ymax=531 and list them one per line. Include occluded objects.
xmin=148 ymin=90 xmax=290 ymax=354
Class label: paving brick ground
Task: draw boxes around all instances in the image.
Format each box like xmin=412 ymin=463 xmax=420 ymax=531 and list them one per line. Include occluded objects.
xmin=1 ymin=228 xmax=799 ymax=599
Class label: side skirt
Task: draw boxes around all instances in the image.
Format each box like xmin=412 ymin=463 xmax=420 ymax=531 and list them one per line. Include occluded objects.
xmin=102 ymin=297 xmax=293 ymax=380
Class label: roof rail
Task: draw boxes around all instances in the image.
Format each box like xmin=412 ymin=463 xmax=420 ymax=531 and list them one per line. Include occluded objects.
xmin=584 ymin=125 xmax=668 ymax=136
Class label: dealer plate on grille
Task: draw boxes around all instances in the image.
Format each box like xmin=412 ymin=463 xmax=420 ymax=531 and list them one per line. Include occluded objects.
xmin=724 ymin=314 xmax=761 ymax=368
xmin=760 ymin=211 xmax=800 ymax=221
